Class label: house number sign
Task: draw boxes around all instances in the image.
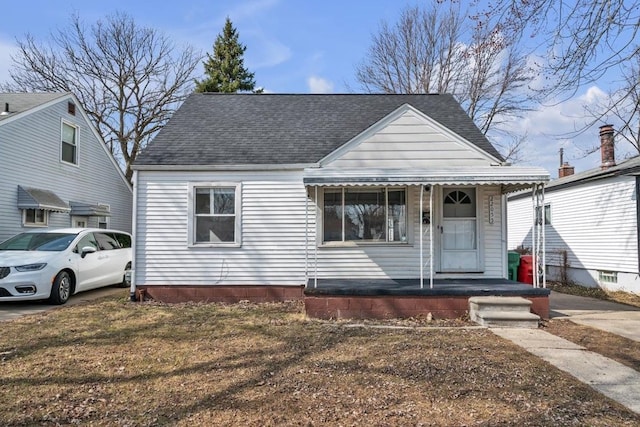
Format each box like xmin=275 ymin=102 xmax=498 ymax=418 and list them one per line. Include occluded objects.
xmin=488 ymin=195 xmax=494 ymax=225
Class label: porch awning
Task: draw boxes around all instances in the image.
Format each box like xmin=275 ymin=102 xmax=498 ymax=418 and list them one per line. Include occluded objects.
xmin=303 ymin=166 xmax=550 ymax=193
xmin=69 ymin=201 xmax=111 ymax=217
xmin=17 ymin=186 xmax=70 ymax=212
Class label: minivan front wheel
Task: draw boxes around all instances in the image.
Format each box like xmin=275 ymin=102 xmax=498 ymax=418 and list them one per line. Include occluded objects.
xmin=49 ymin=271 xmax=72 ymax=305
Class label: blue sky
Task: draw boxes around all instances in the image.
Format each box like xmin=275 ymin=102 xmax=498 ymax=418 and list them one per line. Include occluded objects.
xmin=0 ymin=0 xmax=622 ymax=177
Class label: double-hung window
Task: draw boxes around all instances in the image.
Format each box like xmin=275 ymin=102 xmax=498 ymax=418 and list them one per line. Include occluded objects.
xmin=323 ymin=187 xmax=407 ymax=243
xmin=61 ymin=122 xmax=78 ymax=165
xmin=189 ymin=183 xmax=241 ymax=246
xmin=23 ymin=208 xmax=47 ymax=226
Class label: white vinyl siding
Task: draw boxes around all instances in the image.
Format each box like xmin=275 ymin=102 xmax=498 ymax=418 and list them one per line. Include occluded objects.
xmin=508 ymin=176 xmax=638 ymax=274
xmin=135 ymin=171 xmax=311 ymax=286
xmin=136 ymin=173 xmax=506 ymax=286
xmin=324 ymin=111 xmax=491 ymax=169
xmin=480 ymin=189 xmax=504 ymax=277
xmin=0 ymin=97 xmax=132 ymax=241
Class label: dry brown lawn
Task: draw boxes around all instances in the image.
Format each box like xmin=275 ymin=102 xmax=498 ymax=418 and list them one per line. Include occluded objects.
xmin=1 ymin=296 xmax=639 ymax=426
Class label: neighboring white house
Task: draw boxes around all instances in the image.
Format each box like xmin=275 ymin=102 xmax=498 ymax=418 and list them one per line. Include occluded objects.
xmin=131 ymin=93 xmax=549 ymax=302
xmin=508 ymin=125 xmax=640 ymax=294
xmin=0 ymin=93 xmax=132 ymax=241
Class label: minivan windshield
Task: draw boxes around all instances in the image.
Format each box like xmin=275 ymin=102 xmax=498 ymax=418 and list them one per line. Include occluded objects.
xmin=0 ymin=232 xmax=78 ymax=251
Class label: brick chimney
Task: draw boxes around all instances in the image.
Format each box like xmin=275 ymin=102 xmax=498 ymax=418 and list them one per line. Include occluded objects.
xmin=558 ymin=162 xmax=574 ymax=178
xmin=599 ymin=124 xmax=615 ymax=170
xmin=558 ymin=148 xmax=575 ymax=178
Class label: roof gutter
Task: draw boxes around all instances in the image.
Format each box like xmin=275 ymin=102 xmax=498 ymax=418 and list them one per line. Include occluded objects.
xmin=131 ymin=163 xmax=318 ymax=171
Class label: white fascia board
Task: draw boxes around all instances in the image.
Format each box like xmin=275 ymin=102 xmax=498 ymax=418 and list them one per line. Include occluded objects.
xmin=132 ymin=163 xmax=318 ymax=171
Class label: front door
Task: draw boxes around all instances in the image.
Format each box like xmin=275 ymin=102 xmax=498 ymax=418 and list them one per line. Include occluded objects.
xmin=440 ymin=188 xmax=479 ymax=271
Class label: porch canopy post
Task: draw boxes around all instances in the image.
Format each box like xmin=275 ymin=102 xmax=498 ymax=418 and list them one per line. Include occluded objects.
xmin=314 ymin=185 xmax=318 ymax=288
xmin=420 ymin=185 xmax=424 ymax=289
xmin=305 ymin=185 xmax=309 ymax=287
xmin=533 ymin=183 xmax=546 ymax=288
xmin=531 ymin=183 xmax=546 ymax=288
xmin=429 ymin=185 xmax=434 ymax=289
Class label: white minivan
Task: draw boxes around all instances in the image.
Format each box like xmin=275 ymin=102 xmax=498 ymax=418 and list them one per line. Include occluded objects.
xmin=0 ymin=228 xmax=132 ymax=304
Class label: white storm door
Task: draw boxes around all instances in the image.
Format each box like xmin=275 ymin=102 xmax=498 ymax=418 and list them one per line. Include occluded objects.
xmin=441 ymin=188 xmax=479 ymax=271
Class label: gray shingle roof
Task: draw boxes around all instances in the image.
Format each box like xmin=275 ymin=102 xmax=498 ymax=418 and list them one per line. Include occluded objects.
xmin=0 ymin=93 xmax=69 ymax=121
xmin=548 ymin=155 xmax=640 ymax=190
xmin=135 ymin=93 xmax=503 ymax=166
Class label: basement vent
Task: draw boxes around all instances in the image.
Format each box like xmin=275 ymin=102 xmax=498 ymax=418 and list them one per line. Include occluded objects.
xmin=598 ymin=271 xmax=618 ymax=284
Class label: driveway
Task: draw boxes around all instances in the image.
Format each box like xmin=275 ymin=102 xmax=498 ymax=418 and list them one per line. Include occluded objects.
xmin=0 ymin=286 xmax=128 ymax=322
xmin=550 ymin=290 xmax=640 ymax=342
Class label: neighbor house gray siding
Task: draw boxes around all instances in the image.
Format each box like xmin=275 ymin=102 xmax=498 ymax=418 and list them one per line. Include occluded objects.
xmin=0 ymin=95 xmax=132 ymax=240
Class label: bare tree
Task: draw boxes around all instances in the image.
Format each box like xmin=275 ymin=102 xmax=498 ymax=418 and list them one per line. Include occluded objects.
xmin=2 ymin=12 xmax=201 ymax=182
xmin=488 ymin=0 xmax=640 ymax=97
xmin=355 ymin=3 xmax=532 ymax=162
xmin=582 ymin=55 xmax=640 ymax=156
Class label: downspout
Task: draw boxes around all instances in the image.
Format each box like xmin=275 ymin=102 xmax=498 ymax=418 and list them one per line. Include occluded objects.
xmin=304 ymin=186 xmax=309 ymax=287
xmin=420 ymin=185 xmax=424 ymax=288
xmin=314 ymin=186 xmax=318 ymax=288
xmin=129 ymin=170 xmax=138 ymax=302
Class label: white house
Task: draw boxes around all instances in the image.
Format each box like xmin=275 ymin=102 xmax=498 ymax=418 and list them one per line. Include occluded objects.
xmin=131 ymin=93 xmax=549 ymax=305
xmin=508 ymin=125 xmax=640 ymax=294
xmin=0 ymin=93 xmax=132 ymax=240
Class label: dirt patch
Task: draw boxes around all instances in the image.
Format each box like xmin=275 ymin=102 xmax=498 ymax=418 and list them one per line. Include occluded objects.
xmin=0 ymin=298 xmax=638 ymax=426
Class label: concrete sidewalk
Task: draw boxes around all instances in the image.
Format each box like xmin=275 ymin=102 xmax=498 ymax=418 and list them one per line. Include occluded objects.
xmin=492 ymin=327 xmax=640 ymax=414
xmin=492 ymin=291 xmax=640 ymax=415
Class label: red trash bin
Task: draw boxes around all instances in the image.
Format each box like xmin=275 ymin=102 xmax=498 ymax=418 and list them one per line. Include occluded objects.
xmin=517 ymin=255 xmax=534 ymax=284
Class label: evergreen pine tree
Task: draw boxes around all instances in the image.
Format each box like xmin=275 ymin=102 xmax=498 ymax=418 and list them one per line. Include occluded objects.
xmin=195 ymin=17 xmax=260 ymax=93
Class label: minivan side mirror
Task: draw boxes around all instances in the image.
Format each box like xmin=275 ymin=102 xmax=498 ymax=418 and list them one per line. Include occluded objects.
xmin=81 ymin=246 xmax=97 ymax=258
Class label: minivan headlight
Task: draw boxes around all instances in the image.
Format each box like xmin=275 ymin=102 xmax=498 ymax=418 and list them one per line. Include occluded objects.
xmin=15 ymin=263 xmax=48 ymax=272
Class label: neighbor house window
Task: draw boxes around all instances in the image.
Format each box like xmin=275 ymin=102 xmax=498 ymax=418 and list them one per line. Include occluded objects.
xmin=61 ymin=122 xmax=78 ymax=164
xmin=536 ymin=204 xmax=551 ymax=225
xmin=23 ymin=208 xmax=48 ymax=226
xmin=323 ymin=187 xmax=407 ymax=243
xmin=189 ymin=183 xmax=241 ymax=246
xmin=598 ymin=270 xmax=617 ymax=284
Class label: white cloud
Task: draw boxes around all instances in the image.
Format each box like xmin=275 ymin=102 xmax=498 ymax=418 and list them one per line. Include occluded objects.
xmin=307 ymin=76 xmax=334 ymax=94
xmin=243 ymin=32 xmax=291 ymax=69
xmin=497 ymin=85 xmax=614 ymax=177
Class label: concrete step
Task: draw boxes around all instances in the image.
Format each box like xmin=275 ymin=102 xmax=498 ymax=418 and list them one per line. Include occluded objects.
xmin=469 ymin=296 xmax=532 ymax=315
xmin=474 ymin=311 xmax=540 ymax=328
xmin=469 ymin=296 xmax=540 ymax=328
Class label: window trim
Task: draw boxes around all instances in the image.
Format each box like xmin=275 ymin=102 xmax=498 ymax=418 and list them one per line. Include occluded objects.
xmin=320 ymin=186 xmax=408 ymax=246
xmin=61 ymin=120 xmax=79 ymax=166
xmin=188 ymin=182 xmax=242 ymax=248
xmin=22 ymin=208 xmax=48 ymax=227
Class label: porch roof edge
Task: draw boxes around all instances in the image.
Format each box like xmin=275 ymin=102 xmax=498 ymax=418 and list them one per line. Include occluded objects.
xmin=302 ymin=166 xmax=550 ymax=187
